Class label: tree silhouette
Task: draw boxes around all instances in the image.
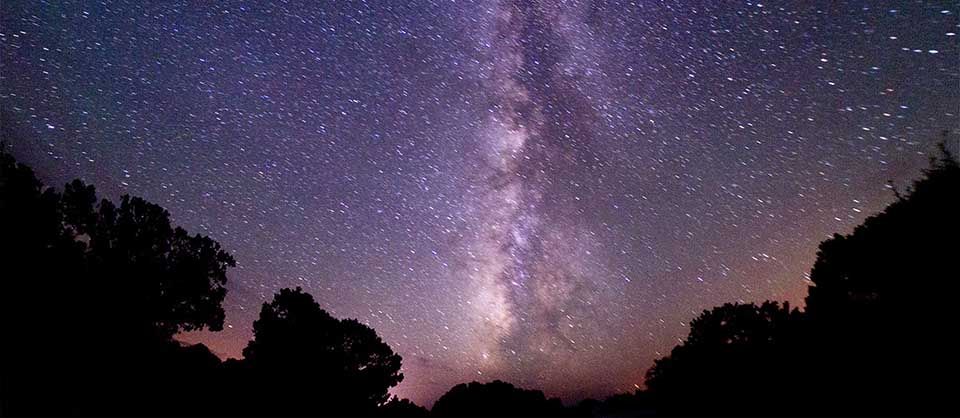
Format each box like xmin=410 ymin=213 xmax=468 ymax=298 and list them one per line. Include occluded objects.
xmin=234 ymin=287 xmax=404 ymax=416
xmin=60 ymin=183 xmax=234 ymax=341
xmin=1 ymin=147 xmax=234 ymax=415
xmin=644 ymin=301 xmax=805 ymax=416
xmin=431 ymin=380 xmax=566 ymax=417
xmin=800 ymin=144 xmax=960 ymax=414
xmin=1 ymin=146 xmax=85 ymax=415
xmin=807 ymin=144 xmax=958 ymax=317
xmin=643 ymin=143 xmax=959 ymax=416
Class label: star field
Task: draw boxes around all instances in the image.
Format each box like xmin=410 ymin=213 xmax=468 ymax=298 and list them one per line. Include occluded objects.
xmin=2 ymin=0 xmax=957 ymax=407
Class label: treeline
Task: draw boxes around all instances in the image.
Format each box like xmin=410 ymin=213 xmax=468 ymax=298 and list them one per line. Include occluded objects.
xmin=0 ymin=145 xmax=411 ymax=416
xmin=1 ymin=142 xmax=957 ymax=417
xmin=419 ymin=144 xmax=960 ymax=417
xmin=596 ymin=144 xmax=959 ymax=416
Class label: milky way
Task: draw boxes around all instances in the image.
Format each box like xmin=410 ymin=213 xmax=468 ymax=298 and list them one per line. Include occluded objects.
xmin=460 ymin=0 xmax=619 ymax=390
xmin=2 ymin=0 xmax=957 ymax=406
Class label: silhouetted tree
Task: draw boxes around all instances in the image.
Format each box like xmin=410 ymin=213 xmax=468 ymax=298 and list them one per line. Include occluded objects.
xmin=643 ymin=143 xmax=959 ymax=416
xmin=1 ymin=145 xmax=84 ymax=415
xmin=807 ymin=144 xmax=958 ymax=318
xmin=800 ymin=144 xmax=959 ymax=413
xmin=431 ymin=380 xmax=566 ymax=417
xmin=1 ymin=147 xmax=234 ymax=415
xmin=59 ymin=183 xmax=234 ymax=341
xmin=233 ymin=287 xmax=404 ymax=416
xmin=644 ymin=302 xmax=805 ymax=416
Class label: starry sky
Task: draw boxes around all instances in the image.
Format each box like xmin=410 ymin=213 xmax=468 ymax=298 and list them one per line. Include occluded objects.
xmin=2 ymin=0 xmax=958 ymax=407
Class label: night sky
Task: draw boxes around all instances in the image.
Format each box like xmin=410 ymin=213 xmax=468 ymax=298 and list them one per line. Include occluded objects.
xmin=2 ymin=0 xmax=958 ymax=407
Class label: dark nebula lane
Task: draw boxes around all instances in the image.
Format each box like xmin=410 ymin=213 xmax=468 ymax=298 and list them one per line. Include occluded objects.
xmin=2 ymin=0 xmax=957 ymax=406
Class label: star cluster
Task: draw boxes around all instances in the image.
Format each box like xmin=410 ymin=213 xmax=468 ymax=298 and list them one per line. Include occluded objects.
xmin=2 ymin=0 xmax=957 ymax=406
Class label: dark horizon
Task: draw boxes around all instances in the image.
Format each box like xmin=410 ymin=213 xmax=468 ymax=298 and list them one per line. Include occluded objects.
xmin=2 ymin=0 xmax=958 ymax=411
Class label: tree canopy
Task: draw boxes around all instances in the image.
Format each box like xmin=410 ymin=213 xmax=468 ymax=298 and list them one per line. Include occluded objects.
xmin=644 ymin=302 xmax=805 ymax=415
xmin=1 ymin=146 xmax=234 ymax=415
xmin=642 ymin=145 xmax=959 ymax=416
xmin=237 ymin=287 xmax=404 ymax=416
xmin=1 ymin=147 xmax=235 ymax=342
xmin=806 ymin=144 xmax=959 ymax=320
xmin=431 ymin=380 xmax=566 ymax=417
